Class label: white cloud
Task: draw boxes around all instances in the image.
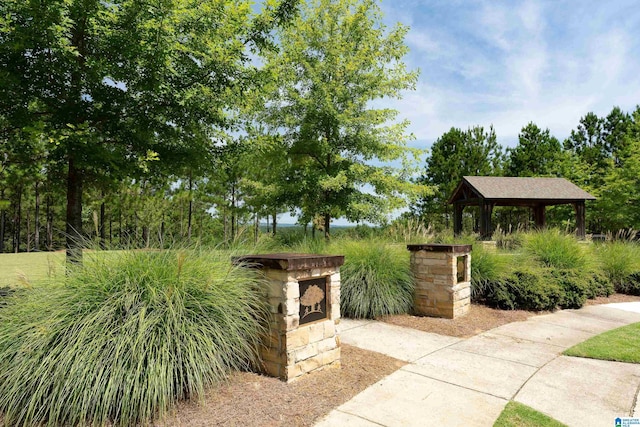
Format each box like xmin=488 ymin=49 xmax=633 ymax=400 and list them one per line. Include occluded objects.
xmin=383 ymin=0 xmax=640 ymax=150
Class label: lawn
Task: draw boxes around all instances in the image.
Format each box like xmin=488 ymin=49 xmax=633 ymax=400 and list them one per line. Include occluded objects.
xmin=0 ymin=252 xmax=65 ymax=286
xmin=494 ymin=402 xmax=567 ymax=427
xmin=564 ymin=322 xmax=640 ymax=363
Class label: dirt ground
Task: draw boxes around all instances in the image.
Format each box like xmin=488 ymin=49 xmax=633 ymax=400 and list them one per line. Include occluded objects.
xmin=158 ymin=345 xmax=405 ymax=427
xmin=381 ymin=304 xmax=542 ymax=338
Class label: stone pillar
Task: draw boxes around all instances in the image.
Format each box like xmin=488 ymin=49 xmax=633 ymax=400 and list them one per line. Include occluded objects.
xmin=234 ymin=253 xmax=344 ymax=382
xmin=407 ymin=244 xmax=472 ymax=319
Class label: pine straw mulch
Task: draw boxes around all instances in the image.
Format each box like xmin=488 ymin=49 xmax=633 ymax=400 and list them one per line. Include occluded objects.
xmin=381 ymin=293 xmax=640 ymax=338
xmin=158 ymin=344 xmax=406 ymax=427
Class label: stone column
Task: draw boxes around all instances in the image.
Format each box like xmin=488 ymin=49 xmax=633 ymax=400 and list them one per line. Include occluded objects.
xmin=407 ymin=244 xmax=472 ymax=319
xmin=234 ymin=253 xmax=344 ymax=382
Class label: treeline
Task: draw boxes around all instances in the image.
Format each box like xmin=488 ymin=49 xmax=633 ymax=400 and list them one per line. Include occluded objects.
xmin=410 ymin=106 xmax=640 ymax=234
xmin=0 ymin=0 xmax=423 ymax=254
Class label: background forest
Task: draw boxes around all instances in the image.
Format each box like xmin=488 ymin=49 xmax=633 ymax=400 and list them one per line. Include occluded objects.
xmin=1 ymin=0 xmax=639 ymax=255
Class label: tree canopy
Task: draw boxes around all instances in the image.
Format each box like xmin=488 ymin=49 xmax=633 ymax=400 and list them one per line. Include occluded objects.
xmin=259 ymin=0 xmax=424 ymax=237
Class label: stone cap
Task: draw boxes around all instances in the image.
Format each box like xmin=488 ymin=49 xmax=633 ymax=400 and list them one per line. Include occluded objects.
xmin=233 ymin=253 xmax=345 ymax=271
xmin=407 ymin=244 xmax=472 ymax=253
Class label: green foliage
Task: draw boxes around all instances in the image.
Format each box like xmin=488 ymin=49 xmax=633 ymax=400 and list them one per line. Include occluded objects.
xmin=492 ymin=228 xmax=525 ymax=251
xmin=260 ymin=0 xmax=426 ymax=237
xmin=0 ymin=249 xmax=267 ymax=426
xmin=470 ymin=246 xmax=510 ymax=299
xmin=413 ymin=125 xmax=503 ymax=227
xmin=494 ymin=401 xmax=568 ymax=427
xmin=564 ymin=322 xmax=640 ymax=364
xmin=499 ymin=269 xmax=563 ymax=311
xmin=523 ymin=229 xmax=588 ymax=270
xmin=550 ymin=269 xmax=589 ymax=309
xmin=384 ymin=217 xmax=435 ymax=243
xmin=594 ymin=241 xmax=640 ymax=293
xmin=338 ymin=240 xmax=413 ymax=319
xmin=507 ymin=122 xmax=563 ymax=177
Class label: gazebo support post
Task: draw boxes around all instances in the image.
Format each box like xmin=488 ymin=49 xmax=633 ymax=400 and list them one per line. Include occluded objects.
xmin=479 ymin=199 xmax=493 ymax=240
xmin=574 ymin=201 xmax=586 ymax=239
xmin=453 ymin=204 xmax=463 ymax=236
xmin=533 ymin=205 xmax=546 ymax=229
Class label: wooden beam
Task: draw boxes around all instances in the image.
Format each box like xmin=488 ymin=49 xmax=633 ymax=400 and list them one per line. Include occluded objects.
xmin=454 ymin=204 xmax=463 ymax=236
xmin=533 ymin=205 xmax=546 ymax=229
xmin=573 ymin=201 xmax=586 ymax=239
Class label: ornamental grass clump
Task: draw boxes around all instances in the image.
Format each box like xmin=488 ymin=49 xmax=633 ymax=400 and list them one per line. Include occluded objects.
xmin=595 ymin=241 xmax=640 ymax=294
xmin=338 ymin=240 xmax=413 ymax=319
xmin=470 ymin=245 xmax=510 ymax=299
xmin=523 ymin=229 xmax=590 ymax=270
xmin=0 ymin=249 xmax=267 ymax=427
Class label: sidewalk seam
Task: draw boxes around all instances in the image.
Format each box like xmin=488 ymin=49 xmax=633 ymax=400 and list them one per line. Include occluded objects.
xmin=510 ymin=354 xmax=559 ymax=401
xmin=400 ymin=365 xmax=510 ymax=402
xmin=448 ymin=346 xmax=544 ymax=369
xmin=630 ymin=381 xmax=640 ymax=417
xmin=333 ymin=409 xmax=387 ymax=426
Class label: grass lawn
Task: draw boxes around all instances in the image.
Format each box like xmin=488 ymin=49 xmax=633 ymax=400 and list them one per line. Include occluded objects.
xmin=564 ymin=322 xmax=640 ymax=363
xmin=0 ymin=252 xmax=65 ymax=286
xmin=494 ymin=401 xmax=567 ymax=427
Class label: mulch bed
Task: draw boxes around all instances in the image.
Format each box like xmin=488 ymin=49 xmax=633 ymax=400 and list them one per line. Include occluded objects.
xmin=158 ymin=344 xmax=405 ymax=427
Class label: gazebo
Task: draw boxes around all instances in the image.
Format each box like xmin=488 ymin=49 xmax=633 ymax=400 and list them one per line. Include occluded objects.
xmin=448 ymin=176 xmax=596 ymax=239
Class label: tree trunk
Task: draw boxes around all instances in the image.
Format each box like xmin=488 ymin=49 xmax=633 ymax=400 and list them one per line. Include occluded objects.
xmin=187 ymin=176 xmax=193 ymax=241
xmin=13 ymin=186 xmax=22 ymax=253
xmin=272 ymin=211 xmax=277 ymax=236
xmin=66 ymin=157 xmax=83 ymax=263
xmin=223 ymin=208 xmax=228 ymax=242
xmin=26 ymin=205 xmax=31 ymax=252
xmin=142 ymin=225 xmax=149 ymax=248
xmin=34 ymin=181 xmax=40 ymax=251
xmin=160 ymin=217 xmax=165 ymax=248
xmin=46 ymin=194 xmax=53 ymax=251
xmin=231 ymin=184 xmax=236 ymax=240
xmin=99 ymin=190 xmax=106 ymax=249
xmin=0 ymin=189 xmax=5 ymax=253
xmin=254 ymin=213 xmax=259 ymax=244
xmin=324 ymin=213 xmax=330 ymax=240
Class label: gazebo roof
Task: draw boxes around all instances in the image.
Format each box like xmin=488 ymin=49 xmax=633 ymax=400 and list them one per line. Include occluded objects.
xmin=448 ymin=176 xmax=595 ymax=205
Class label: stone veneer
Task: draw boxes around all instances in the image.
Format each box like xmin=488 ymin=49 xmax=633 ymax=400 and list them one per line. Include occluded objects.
xmin=234 ymin=253 xmax=343 ymax=382
xmin=407 ymin=244 xmax=472 ymax=319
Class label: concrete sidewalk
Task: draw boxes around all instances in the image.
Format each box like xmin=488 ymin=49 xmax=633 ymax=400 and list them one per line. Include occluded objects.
xmin=315 ymin=303 xmax=640 ymax=427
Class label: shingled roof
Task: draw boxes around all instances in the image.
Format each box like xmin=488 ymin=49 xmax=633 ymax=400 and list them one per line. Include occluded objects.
xmin=448 ymin=176 xmax=595 ymax=204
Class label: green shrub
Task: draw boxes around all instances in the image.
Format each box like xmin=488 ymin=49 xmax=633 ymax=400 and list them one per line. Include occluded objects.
xmin=524 ymin=229 xmax=588 ymax=269
xmin=550 ymin=269 xmax=589 ymax=309
xmin=595 ymin=241 xmax=640 ymax=293
xmin=620 ymin=273 xmax=640 ymax=295
xmin=585 ymin=271 xmax=614 ymax=298
xmin=338 ymin=241 xmax=414 ymax=319
xmin=0 ymin=249 xmax=267 ymax=427
xmin=482 ymin=269 xmax=562 ymax=311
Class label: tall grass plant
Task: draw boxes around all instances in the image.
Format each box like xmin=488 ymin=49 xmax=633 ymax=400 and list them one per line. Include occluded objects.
xmin=338 ymin=240 xmax=413 ymax=319
xmin=0 ymin=248 xmax=267 ymax=426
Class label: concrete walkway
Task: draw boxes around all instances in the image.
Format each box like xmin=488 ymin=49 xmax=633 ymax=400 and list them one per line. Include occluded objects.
xmin=315 ymin=303 xmax=640 ymax=427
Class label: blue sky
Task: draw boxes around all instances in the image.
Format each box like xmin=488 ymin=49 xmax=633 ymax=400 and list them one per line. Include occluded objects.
xmin=280 ymin=0 xmax=640 ymax=226
xmin=383 ymin=0 xmax=640 ymax=149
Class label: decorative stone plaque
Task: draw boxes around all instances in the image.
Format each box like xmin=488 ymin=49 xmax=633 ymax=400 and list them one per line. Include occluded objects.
xmin=299 ymin=277 xmax=328 ymax=325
